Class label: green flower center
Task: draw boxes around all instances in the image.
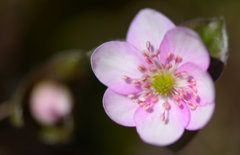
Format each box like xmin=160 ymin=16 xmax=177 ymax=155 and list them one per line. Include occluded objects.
xmin=150 ymin=74 xmax=174 ymax=95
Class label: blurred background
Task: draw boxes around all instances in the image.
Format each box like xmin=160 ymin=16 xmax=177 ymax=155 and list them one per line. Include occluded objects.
xmin=0 ymin=0 xmax=238 ymax=154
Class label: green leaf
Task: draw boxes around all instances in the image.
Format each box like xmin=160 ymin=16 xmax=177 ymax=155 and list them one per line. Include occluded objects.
xmin=182 ymin=17 xmax=228 ymax=80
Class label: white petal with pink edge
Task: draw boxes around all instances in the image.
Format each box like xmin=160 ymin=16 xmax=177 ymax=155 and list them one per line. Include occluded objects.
xmin=91 ymin=41 xmax=146 ymax=95
xmin=186 ymin=103 xmax=215 ymax=130
xmin=159 ymin=27 xmax=210 ymax=71
xmin=103 ymin=88 xmax=139 ymax=127
xmin=134 ymin=99 xmax=190 ymax=146
xmin=127 ymin=8 xmax=175 ymax=52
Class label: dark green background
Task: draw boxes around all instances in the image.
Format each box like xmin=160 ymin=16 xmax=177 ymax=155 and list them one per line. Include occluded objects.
xmin=0 ymin=0 xmax=238 ymax=155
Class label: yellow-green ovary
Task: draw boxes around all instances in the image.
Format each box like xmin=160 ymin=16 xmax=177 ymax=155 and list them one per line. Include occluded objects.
xmin=151 ymin=74 xmax=174 ymax=95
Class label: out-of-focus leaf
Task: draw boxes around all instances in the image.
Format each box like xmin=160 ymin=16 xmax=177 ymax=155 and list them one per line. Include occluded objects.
xmin=10 ymin=100 xmax=24 ymax=127
xmin=39 ymin=116 xmax=74 ymax=144
xmin=182 ymin=17 xmax=228 ymax=80
xmin=48 ymin=50 xmax=88 ymax=80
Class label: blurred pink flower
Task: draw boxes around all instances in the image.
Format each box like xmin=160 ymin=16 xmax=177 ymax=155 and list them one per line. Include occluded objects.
xmin=30 ymin=80 xmax=73 ymax=125
xmin=91 ymin=8 xmax=215 ymax=146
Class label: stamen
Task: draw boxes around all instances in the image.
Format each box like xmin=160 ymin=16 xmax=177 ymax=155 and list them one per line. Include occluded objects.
xmin=138 ymin=101 xmax=145 ymax=106
xmin=175 ymin=71 xmax=187 ymax=78
xmin=132 ymin=80 xmax=141 ymax=87
xmin=128 ymin=94 xmax=136 ymax=99
xmin=150 ymin=53 xmax=155 ymax=58
xmin=175 ymin=56 xmax=182 ymax=64
xmin=188 ymin=76 xmax=196 ymax=85
xmin=153 ymin=60 xmax=161 ymax=68
xmin=146 ymin=41 xmax=152 ymax=52
xmin=167 ymin=52 xmax=174 ymax=61
xmin=138 ymin=64 xmax=146 ymax=72
xmin=121 ymin=75 xmax=129 ymax=80
xmin=149 ymin=66 xmax=157 ymax=73
xmin=151 ymin=95 xmax=159 ymax=103
xmin=145 ymin=57 xmax=153 ymax=64
xmin=166 ymin=64 xmax=172 ymax=70
xmin=121 ymin=75 xmax=132 ymax=83
xmin=154 ymin=49 xmax=160 ymax=56
xmin=189 ymin=86 xmax=197 ymax=93
xmin=160 ymin=111 xmax=166 ymax=121
xmin=141 ymin=74 xmax=150 ymax=82
xmin=162 ymin=101 xmax=170 ymax=110
xmin=142 ymin=83 xmax=151 ymax=89
xmin=173 ymin=95 xmax=182 ymax=106
xmin=158 ymin=65 xmax=162 ymax=70
xmin=187 ymin=102 xmax=197 ymax=110
xmin=192 ymin=92 xmax=198 ymax=100
xmin=141 ymin=92 xmax=150 ymax=99
xmin=143 ymin=104 xmax=150 ymax=110
xmin=175 ymin=100 xmax=182 ymax=106
xmin=143 ymin=50 xmax=149 ymax=57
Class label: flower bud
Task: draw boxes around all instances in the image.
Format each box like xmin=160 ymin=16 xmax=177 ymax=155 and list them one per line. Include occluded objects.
xmin=30 ymin=80 xmax=73 ymax=125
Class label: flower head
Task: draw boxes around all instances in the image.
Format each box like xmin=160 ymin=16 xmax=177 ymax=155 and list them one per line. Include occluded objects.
xmin=91 ymin=8 xmax=215 ymax=146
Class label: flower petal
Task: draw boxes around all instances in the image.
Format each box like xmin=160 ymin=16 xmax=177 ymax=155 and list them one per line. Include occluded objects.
xmin=159 ymin=27 xmax=210 ymax=70
xmin=91 ymin=41 xmax=146 ymax=94
xmin=127 ymin=8 xmax=175 ymax=52
xmin=186 ymin=103 xmax=215 ymax=130
xmin=134 ymin=99 xmax=190 ymax=146
xmin=103 ymin=88 xmax=139 ymax=127
xmin=177 ymin=63 xmax=215 ymax=106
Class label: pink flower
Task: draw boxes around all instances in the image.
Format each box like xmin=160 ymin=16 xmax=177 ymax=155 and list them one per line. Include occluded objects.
xmin=30 ymin=80 xmax=73 ymax=125
xmin=91 ymin=8 xmax=215 ymax=146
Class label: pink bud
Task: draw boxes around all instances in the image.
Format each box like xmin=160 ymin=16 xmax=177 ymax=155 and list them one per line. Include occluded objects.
xmin=30 ymin=80 xmax=73 ymax=125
